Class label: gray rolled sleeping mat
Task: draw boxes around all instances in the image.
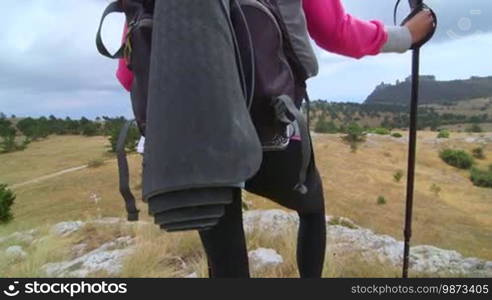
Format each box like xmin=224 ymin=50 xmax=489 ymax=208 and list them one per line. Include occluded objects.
xmin=144 ymin=0 xmax=262 ymax=232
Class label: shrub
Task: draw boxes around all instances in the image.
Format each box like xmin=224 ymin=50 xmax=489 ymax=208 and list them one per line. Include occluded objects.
xmin=314 ymin=119 xmax=338 ymax=134
xmin=327 ymin=217 xmax=357 ymax=229
xmin=0 ymin=184 xmax=15 ymax=224
xmin=87 ymin=159 xmax=105 ymax=168
xmin=391 ymin=132 xmax=402 ymax=138
xmin=466 ymin=124 xmax=483 ymax=133
xmin=393 ymin=170 xmax=404 ymax=183
xmin=341 ymin=123 xmax=366 ymax=153
xmin=377 ymin=196 xmax=386 ymax=205
xmin=108 ymin=123 xmax=140 ymax=153
xmin=470 ymin=167 xmax=492 ymax=188
xmin=430 ymin=184 xmax=442 ymax=197
xmin=439 ymin=149 xmax=474 ymax=169
xmin=82 ymin=123 xmax=99 ymax=137
xmin=471 ymin=147 xmax=485 ymax=160
xmin=437 ymin=129 xmax=450 ymax=139
xmin=370 ymin=127 xmax=391 ymax=135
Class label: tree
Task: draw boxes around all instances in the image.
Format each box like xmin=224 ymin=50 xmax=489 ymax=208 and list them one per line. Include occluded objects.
xmin=108 ymin=121 xmax=140 ymax=153
xmin=341 ymin=123 xmax=366 ymax=153
xmin=314 ymin=117 xmax=338 ymax=134
xmin=0 ymin=184 xmax=15 ymax=224
xmin=82 ymin=123 xmax=99 ymax=137
xmin=466 ymin=124 xmax=483 ymax=133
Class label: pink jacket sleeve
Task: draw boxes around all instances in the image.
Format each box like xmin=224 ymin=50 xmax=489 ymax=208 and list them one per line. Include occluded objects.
xmin=302 ymin=0 xmax=388 ymax=59
xmin=116 ymin=24 xmax=134 ymax=91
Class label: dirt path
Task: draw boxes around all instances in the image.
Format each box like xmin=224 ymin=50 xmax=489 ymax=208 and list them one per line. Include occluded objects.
xmin=10 ymin=157 xmax=121 ymax=189
xmin=11 ymin=165 xmax=89 ymax=189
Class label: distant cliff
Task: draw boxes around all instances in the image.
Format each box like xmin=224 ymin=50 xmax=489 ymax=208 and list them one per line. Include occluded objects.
xmin=365 ymin=76 xmax=492 ymax=105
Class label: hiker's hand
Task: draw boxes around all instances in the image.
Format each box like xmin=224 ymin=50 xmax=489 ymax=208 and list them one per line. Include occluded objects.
xmin=404 ymin=10 xmax=434 ymax=45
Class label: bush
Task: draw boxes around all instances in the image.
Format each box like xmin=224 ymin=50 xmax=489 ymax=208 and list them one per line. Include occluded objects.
xmin=430 ymin=184 xmax=442 ymax=197
xmin=437 ymin=129 xmax=450 ymax=139
xmin=327 ymin=217 xmax=357 ymax=229
xmin=439 ymin=149 xmax=474 ymax=169
xmin=466 ymin=124 xmax=483 ymax=133
xmin=341 ymin=123 xmax=366 ymax=153
xmin=377 ymin=196 xmax=386 ymax=205
xmin=370 ymin=127 xmax=391 ymax=135
xmin=82 ymin=123 xmax=99 ymax=137
xmin=391 ymin=132 xmax=402 ymax=138
xmin=108 ymin=123 xmax=141 ymax=153
xmin=393 ymin=170 xmax=404 ymax=183
xmin=314 ymin=119 xmax=338 ymax=134
xmin=470 ymin=167 xmax=492 ymax=188
xmin=471 ymin=147 xmax=485 ymax=160
xmin=0 ymin=184 xmax=15 ymax=224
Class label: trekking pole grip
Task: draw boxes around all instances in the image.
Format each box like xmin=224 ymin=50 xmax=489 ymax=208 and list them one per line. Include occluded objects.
xmin=405 ymin=0 xmax=437 ymax=49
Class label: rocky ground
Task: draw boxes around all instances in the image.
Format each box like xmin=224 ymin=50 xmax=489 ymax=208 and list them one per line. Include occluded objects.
xmin=1 ymin=210 xmax=491 ymax=278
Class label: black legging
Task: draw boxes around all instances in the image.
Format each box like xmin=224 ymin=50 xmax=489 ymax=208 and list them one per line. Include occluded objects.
xmin=199 ymin=141 xmax=326 ymax=278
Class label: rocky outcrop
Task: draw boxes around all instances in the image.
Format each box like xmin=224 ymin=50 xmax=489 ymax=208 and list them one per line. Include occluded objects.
xmin=51 ymin=221 xmax=84 ymax=237
xmin=42 ymin=236 xmax=135 ymax=277
xmin=249 ymin=248 xmax=284 ymax=271
xmin=5 ymin=246 xmax=28 ymax=262
xmin=243 ymin=210 xmax=492 ymax=277
xmin=2 ymin=211 xmax=491 ymax=277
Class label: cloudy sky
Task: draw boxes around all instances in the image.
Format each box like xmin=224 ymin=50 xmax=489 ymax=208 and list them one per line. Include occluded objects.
xmin=0 ymin=0 xmax=491 ymax=119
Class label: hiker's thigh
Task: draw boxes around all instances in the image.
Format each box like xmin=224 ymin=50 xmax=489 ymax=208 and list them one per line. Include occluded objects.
xmin=245 ymin=140 xmax=325 ymax=214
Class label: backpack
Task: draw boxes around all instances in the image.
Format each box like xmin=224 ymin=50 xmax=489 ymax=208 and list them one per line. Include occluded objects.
xmin=96 ymin=0 xmax=319 ymax=221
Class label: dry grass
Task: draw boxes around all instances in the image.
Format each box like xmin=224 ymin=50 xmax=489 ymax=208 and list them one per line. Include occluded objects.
xmin=249 ymin=131 xmax=492 ymax=260
xmin=0 ymin=227 xmax=73 ymax=278
xmin=0 ymin=135 xmax=109 ymax=185
xmin=0 ymin=132 xmax=490 ymax=278
xmin=119 ymin=224 xmax=206 ymax=278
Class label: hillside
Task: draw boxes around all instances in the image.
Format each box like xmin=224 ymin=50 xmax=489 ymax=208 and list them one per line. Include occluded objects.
xmin=0 ymin=133 xmax=491 ymax=277
xmin=310 ymin=98 xmax=492 ymax=132
xmin=365 ymin=75 xmax=492 ymax=105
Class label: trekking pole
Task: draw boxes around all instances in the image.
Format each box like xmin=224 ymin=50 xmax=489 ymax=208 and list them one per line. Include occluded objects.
xmin=397 ymin=0 xmax=437 ymax=278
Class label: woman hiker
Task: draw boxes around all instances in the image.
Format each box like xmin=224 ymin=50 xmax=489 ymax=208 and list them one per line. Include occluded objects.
xmin=114 ymin=0 xmax=434 ymax=278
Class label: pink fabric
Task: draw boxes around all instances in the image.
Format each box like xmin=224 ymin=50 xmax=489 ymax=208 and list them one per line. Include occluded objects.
xmin=302 ymin=0 xmax=387 ymax=58
xmin=116 ymin=24 xmax=133 ymax=91
xmin=115 ymin=0 xmax=388 ymax=89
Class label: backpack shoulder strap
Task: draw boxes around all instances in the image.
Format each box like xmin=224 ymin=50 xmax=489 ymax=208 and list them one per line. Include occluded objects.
xmin=96 ymin=1 xmax=125 ymax=59
xmin=273 ymin=95 xmax=311 ymax=194
xmin=117 ymin=120 xmax=140 ymax=221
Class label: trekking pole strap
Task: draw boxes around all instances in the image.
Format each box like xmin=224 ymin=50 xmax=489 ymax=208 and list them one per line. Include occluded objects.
xmin=116 ymin=120 xmax=140 ymax=221
xmin=393 ymin=0 xmax=437 ymax=50
xmin=96 ymin=1 xmax=126 ymax=59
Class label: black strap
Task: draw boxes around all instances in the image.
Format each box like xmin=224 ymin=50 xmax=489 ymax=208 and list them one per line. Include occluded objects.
xmin=96 ymin=1 xmax=125 ymax=59
xmin=274 ymin=95 xmax=311 ymax=194
xmin=223 ymin=0 xmax=255 ymax=110
xmin=304 ymin=90 xmax=312 ymax=133
xmin=116 ymin=120 xmax=140 ymax=221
